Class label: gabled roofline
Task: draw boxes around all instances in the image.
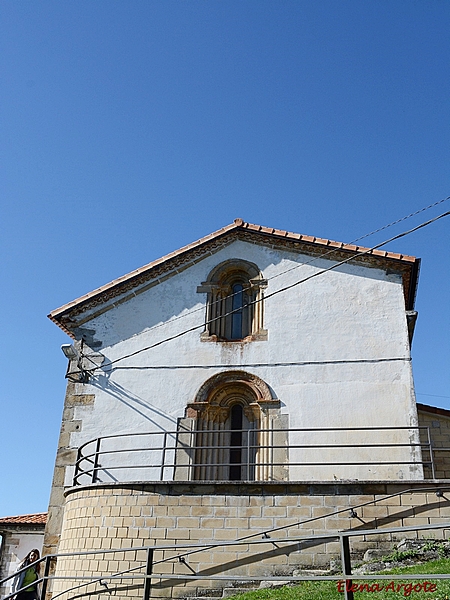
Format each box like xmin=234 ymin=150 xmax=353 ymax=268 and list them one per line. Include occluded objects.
xmin=48 ymin=218 xmax=420 ymax=335
xmin=417 ymin=403 xmax=450 ymax=418
xmin=0 ymin=512 xmax=47 ymax=526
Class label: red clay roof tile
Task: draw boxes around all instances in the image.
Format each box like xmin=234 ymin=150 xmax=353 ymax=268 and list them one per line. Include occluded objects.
xmin=48 ymin=219 xmax=419 ymax=331
xmin=0 ymin=513 xmax=47 ymax=525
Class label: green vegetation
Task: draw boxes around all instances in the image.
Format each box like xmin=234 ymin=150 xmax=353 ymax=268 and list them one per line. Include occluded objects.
xmin=228 ymin=558 xmax=450 ymax=600
xmin=382 ymin=541 xmax=450 ymax=563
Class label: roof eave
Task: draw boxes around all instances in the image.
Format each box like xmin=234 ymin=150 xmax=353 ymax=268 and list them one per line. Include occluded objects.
xmin=48 ymin=219 xmax=420 ymax=334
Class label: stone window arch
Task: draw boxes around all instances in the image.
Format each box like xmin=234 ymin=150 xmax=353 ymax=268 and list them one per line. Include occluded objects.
xmin=197 ymin=259 xmax=268 ymax=341
xmin=174 ymin=371 xmax=288 ymax=481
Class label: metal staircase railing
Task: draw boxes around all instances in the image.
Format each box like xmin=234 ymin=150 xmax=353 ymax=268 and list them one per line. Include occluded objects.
xmin=3 ymin=486 xmax=450 ymax=600
xmin=3 ymin=524 xmax=450 ymax=600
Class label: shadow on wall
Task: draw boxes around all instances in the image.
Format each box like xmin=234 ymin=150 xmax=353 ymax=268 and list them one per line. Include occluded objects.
xmin=72 ymin=245 xmax=389 ymax=352
xmin=90 ymin=374 xmax=178 ymax=431
xmin=72 ymin=250 xmax=282 ymax=349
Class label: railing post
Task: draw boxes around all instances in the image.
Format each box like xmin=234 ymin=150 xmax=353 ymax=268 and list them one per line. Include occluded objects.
xmin=160 ymin=432 xmax=167 ymax=481
xmin=190 ymin=428 xmax=194 ymax=481
xmin=427 ymin=427 xmax=436 ymax=479
xmin=73 ymin=447 xmax=81 ymax=485
xmin=40 ymin=555 xmax=52 ymax=600
xmin=269 ymin=425 xmax=273 ymax=481
xmin=143 ymin=548 xmax=154 ymax=600
xmin=247 ymin=429 xmax=250 ymax=480
xmin=340 ymin=533 xmax=354 ymax=600
xmin=92 ymin=438 xmax=101 ymax=483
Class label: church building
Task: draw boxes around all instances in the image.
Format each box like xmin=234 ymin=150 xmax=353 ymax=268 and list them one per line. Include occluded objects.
xmin=42 ymin=219 xmax=450 ymax=599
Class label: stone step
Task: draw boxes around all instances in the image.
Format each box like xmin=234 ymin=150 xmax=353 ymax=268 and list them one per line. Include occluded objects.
xmin=183 ymin=594 xmax=222 ymax=600
xmin=222 ymin=587 xmax=258 ymax=598
xmin=182 ymin=581 xmax=261 ymax=600
xmin=186 ymin=597 xmax=222 ymax=600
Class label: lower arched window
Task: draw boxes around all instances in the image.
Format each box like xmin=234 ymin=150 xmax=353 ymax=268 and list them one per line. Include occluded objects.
xmin=192 ymin=397 xmax=259 ymax=481
xmin=229 ymin=404 xmax=244 ymax=480
xmin=174 ymin=371 xmax=288 ymax=482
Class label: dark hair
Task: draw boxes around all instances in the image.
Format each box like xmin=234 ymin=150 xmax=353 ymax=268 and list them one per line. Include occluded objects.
xmin=20 ymin=549 xmax=41 ymax=572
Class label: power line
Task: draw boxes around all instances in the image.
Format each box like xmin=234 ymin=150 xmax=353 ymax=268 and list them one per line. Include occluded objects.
xmin=91 ymin=195 xmax=450 ymax=342
xmin=268 ymin=194 xmax=450 ymax=284
xmin=107 ymin=357 xmax=410 ymax=372
xmin=92 ymin=207 xmax=450 ymax=371
xmin=97 ymin=209 xmax=450 ymax=370
xmin=262 ymin=209 xmax=450 ymax=304
xmin=344 ymin=195 xmax=450 ymax=244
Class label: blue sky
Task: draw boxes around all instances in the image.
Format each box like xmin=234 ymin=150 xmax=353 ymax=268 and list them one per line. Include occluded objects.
xmin=0 ymin=1 xmax=449 ymax=518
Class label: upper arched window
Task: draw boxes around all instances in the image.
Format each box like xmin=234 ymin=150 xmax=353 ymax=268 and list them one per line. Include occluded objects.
xmin=197 ymin=259 xmax=268 ymax=341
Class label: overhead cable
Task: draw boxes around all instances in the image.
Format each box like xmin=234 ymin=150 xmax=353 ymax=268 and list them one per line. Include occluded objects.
xmin=92 ymin=208 xmax=450 ymax=371
xmin=107 ymin=357 xmax=410 ymax=372
xmin=262 ymin=209 xmax=449 ymax=303
xmin=94 ymin=196 xmax=450 ymax=340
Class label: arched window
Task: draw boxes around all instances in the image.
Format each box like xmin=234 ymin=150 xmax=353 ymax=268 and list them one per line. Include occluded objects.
xmin=174 ymin=371 xmax=288 ymax=482
xmin=197 ymin=260 xmax=267 ymax=341
xmin=229 ymin=403 xmax=244 ymax=480
xmin=192 ymin=392 xmax=258 ymax=481
xmin=231 ymin=284 xmax=245 ymax=340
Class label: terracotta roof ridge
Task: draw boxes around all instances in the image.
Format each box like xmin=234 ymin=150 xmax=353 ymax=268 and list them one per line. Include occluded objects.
xmin=48 ymin=221 xmax=240 ymax=320
xmin=48 ymin=219 xmax=419 ymax=325
xmin=240 ymin=219 xmax=417 ymax=261
xmin=0 ymin=512 xmax=47 ymax=524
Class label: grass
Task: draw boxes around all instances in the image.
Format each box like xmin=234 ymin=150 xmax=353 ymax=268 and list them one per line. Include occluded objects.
xmin=228 ymin=558 xmax=450 ymax=600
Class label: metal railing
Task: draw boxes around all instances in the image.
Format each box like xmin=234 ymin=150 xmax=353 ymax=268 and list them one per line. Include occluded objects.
xmin=3 ymin=522 xmax=450 ymax=600
xmin=3 ymin=486 xmax=450 ymax=600
xmin=73 ymin=425 xmax=434 ymax=485
xmin=0 ymin=553 xmax=53 ymax=600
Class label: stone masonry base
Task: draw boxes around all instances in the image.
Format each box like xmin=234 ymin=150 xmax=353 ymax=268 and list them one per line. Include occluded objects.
xmin=51 ymin=481 xmax=450 ymax=599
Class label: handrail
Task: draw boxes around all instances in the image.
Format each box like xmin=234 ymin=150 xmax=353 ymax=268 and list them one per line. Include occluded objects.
xmin=0 ymin=554 xmax=54 ymax=600
xmin=4 ymin=521 xmax=450 ymax=600
xmin=73 ymin=425 xmax=433 ymax=485
xmin=3 ymin=486 xmax=450 ymax=600
xmin=73 ymin=425 xmax=431 ymax=454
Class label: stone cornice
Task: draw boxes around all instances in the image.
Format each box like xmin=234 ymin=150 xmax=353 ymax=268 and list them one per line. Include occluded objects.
xmin=49 ymin=220 xmax=420 ymax=336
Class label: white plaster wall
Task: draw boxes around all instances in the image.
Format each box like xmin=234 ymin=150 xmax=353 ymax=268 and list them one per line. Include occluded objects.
xmin=67 ymin=240 xmax=420 ymax=484
xmin=0 ymin=532 xmax=44 ymax=597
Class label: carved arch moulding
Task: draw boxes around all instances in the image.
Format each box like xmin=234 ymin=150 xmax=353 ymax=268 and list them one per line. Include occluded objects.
xmin=186 ymin=370 xmax=280 ymax=421
xmin=197 ymin=258 xmax=268 ymax=342
xmin=175 ymin=370 xmax=289 ymax=482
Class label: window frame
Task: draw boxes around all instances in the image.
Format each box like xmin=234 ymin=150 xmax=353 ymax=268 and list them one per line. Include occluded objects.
xmin=197 ymin=259 xmax=268 ymax=342
xmin=174 ymin=371 xmax=289 ymax=483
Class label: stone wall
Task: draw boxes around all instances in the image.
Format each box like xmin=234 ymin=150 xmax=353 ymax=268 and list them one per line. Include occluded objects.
xmin=418 ymin=406 xmax=450 ymax=479
xmin=43 ymin=385 xmax=95 ymax=556
xmin=51 ymin=482 xmax=450 ymax=599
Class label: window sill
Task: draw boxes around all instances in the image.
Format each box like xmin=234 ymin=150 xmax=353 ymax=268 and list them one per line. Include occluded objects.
xmin=200 ymin=330 xmax=268 ymax=343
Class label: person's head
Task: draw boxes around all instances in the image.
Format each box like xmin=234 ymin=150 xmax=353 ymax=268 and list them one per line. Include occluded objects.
xmin=25 ymin=549 xmax=40 ymax=564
